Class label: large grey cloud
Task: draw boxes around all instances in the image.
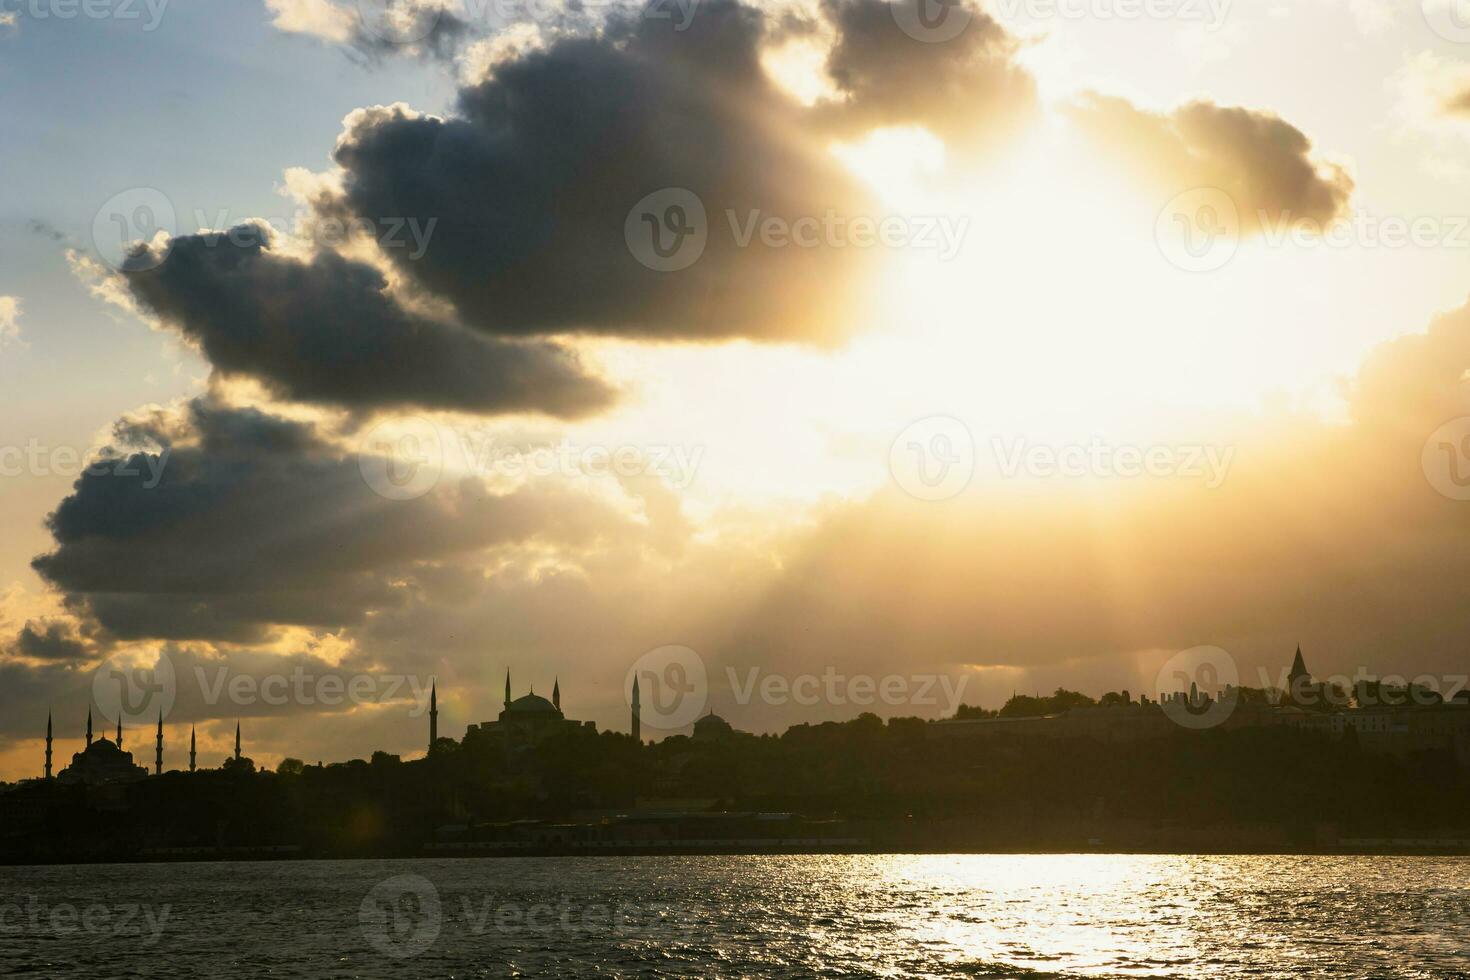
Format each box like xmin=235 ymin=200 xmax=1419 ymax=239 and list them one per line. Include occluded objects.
xmin=31 ymin=398 xmax=632 ymax=642
xmin=322 ymin=0 xmax=908 ymax=343
xmin=121 ymin=224 xmax=613 ymax=417
xmin=315 ymin=0 xmax=1040 ymax=343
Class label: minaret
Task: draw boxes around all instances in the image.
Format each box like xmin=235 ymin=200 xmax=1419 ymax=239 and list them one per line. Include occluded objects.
xmin=189 ymin=726 xmax=196 ymax=772
xmin=428 ymin=680 xmax=438 ymax=754
xmin=1289 ymin=645 xmax=1309 ymax=684
xmin=155 ymin=710 xmax=163 ymax=776
xmin=234 ymin=721 xmax=241 ymax=761
xmin=86 ymin=708 xmax=93 ymax=747
xmin=117 ymin=717 xmax=123 ymax=749
xmin=504 ymin=669 xmax=511 ymax=709
xmin=44 ymin=712 xmax=53 ymax=780
xmin=631 ymin=674 xmax=641 ymax=743
xmin=552 ymin=677 xmax=560 ymax=712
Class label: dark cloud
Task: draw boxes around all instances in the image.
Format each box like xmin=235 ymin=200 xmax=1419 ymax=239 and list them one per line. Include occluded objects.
xmin=324 ymin=0 xmax=885 ymax=344
xmin=814 ymin=0 xmax=1036 ymax=156
xmin=1067 ymin=93 xmax=1354 ymax=230
xmin=32 ymin=398 xmax=634 ymax=641
xmin=8 ymin=620 xmax=92 ymax=663
xmin=121 ymin=224 xmax=613 ymax=417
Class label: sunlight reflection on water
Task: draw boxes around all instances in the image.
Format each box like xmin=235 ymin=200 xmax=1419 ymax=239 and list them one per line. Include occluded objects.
xmin=1 ymin=854 xmax=1466 ymax=978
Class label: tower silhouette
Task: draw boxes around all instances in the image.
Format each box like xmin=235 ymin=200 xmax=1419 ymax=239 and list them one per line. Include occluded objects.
xmin=552 ymin=677 xmax=560 ymax=712
xmin=116 ymin=717 xmax=122 ymax=749
xmin=189 ymin=726 xmax=196 ymax=772
xmin=86 ymin=708 xmax=92 ymax=747
xmin=429 ymin=679 xmax=438 ymax=754
xmin=155 ymin=710 xmax=163 ymax=776
xmin=631 ymin=674 xmax=641 ymax=743
xmin=504 ymin=669 xmax=511 ymax=710
xmin=44 ymin=712 xmax=52 ymax=780
xmin=234 ymin=721 xmax=241 ymax=761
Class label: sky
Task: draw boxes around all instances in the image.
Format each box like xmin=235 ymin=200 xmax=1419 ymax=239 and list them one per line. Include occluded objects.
xmin=3 ymin=0 xmax=1470 ymax=779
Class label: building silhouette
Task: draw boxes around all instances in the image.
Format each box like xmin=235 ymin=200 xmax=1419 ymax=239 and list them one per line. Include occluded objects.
xmin=56 ymin=709 xmax=148 ymax=786
xmin=463 ymin=670 xmax=597 ymax=749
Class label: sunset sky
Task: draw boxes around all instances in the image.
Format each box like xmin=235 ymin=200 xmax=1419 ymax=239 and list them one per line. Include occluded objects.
xmin=4 ymin=0 xmax=1470 ymax=779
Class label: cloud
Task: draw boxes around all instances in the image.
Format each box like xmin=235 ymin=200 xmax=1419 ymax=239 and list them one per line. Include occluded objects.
xmin=6 ymin=620 xmax=94 ymax=663
xmin=321 ymin=0 xmax=908 ymax=344
xmin=265 ymin=0 xmax=472 ymax=60
xmin=20 ymin=294 xmax=1470 ymax=748
xmin=118 ymin=223 xmax=614 ymax=417
xmin=1392 ymin=50 xmax=1470 ymax=126
xmin=0 ymin=11 xmax=17 ymax=36
xmin=1067 ymin=93 xmax=1354 ymax=232
xmin=30 ymin=397 xmax=646 ymax=642
xmin=812 ymin=0 xmax=1036 ymax=156
xmin=0 ymin=296 xmax=19 ymax=349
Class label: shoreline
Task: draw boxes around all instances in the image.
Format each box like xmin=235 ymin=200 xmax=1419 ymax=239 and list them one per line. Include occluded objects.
xmin=5 ymin=844 xmax=1469 ymax=867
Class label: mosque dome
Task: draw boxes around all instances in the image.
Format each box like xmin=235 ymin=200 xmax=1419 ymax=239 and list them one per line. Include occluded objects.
xmin=504 ymin=693 xmax=560 ymax=716
xmin=693 ymin=713 xmax=734 ymax=739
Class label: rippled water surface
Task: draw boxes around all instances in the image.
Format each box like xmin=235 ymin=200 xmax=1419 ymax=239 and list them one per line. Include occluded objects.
xmin=2 ymin=855 xmax=1467 ymax=978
